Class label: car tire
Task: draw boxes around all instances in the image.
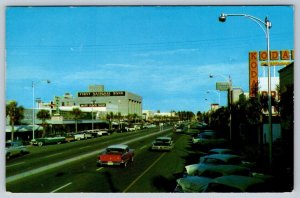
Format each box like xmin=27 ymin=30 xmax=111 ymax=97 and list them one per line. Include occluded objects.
xmin=123 ymin=161 xmax=128 ymax=167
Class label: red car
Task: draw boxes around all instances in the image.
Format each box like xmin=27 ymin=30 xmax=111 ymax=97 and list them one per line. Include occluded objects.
xmin=97 ymin=144 xmax=134 ymax=167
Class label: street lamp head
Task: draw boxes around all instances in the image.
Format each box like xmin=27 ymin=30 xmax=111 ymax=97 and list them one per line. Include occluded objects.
xmin=47 ymin=80 xmax=51 ymax=84
xmin=219 ymin=13 xmax=227 ymax=22
xmin=209 ymin=74 xmax=214 ymax=78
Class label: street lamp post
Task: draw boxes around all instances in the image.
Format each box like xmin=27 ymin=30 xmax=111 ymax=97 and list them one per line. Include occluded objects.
xmin=32 ymin=80 xmax=50 ymax=140
xmin=219 ymin=13 xmax=273 ymax=166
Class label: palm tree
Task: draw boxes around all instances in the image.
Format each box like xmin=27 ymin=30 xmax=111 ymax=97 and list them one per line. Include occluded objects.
xmin=71 ymin=108 xmax=82 ymax=133
xmin=36 ymin=109 xmax=51 ymax=137
xmin=116 ymin=112 xmax=122 ymax=130
xmin=106 ymin=112 xmax=114 ymax=130
xmin=6 ymin=101 xmax=24 ymax=141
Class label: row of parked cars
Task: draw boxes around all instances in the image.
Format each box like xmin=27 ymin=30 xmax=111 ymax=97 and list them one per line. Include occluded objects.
xmin=31 ymin=129 xmax=111 ymax=147
xmin=174 ymin=126 xmax=273 ymax=192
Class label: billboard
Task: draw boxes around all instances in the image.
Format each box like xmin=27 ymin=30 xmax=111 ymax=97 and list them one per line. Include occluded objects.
xmin=216 ymin=82 xmax=230 ymax=91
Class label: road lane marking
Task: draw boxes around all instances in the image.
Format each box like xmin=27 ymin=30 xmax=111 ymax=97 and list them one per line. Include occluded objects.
xmin=6 ymin=162 xmax=25 ymax=168
xmin=123 ymin=152 xmax=167 ymax=192
xmin=51 ymin=182 xmax=72 ymax=193
xmin=44 ymin=152 xmax=63 ymax=159
xmin=96 ymin=167 xmax=104 ymax=172
xmin=6 ymin=128 xmax=172 ymax=183
xmin=79 ymin=145 xmax=92 ymax=150
xmin=139 ymin=145 xmax=148 ymax=150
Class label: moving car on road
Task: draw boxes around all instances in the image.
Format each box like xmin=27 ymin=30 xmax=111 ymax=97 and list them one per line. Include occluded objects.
xmin=151 ymin=136 xmax=174 ymax=151
xmin=6 ymin=141 xmax=29 ymax=160
xmin=97 ymin=144 xmax=134 ymax=167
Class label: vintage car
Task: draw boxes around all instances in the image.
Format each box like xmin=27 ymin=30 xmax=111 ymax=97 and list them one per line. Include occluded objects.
xmin=175 ymin=176 xmax=213 ymax=192
xmin=31 ymin=136 xmax=66 ymax=146
xmin=97 ymin=144 xmax=134 ymax=167
xmin=199 ymin=154 xmax=243 ymax=165
xmin=6 ymin=141 xmax=29 ymax=160
xmin=184 ymin=164 xmax=251 ymax=177
xmin=208 ymin=148 xmax=234 ymax=155
xmin=184 ymin=154 xmax=245 ymax=176
xmin=151 ymin=136 xmax=174 ymax=151
xmin=204 ymin=175 xmax=266 ymax=192
xmin=192 ymin=131 xmax=227 ymax=146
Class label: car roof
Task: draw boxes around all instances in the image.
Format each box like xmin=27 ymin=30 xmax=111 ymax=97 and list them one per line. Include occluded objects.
xmin=203 ymin=154 xmax=240 ymax=161
xmin=208 ymin=175 xmax=265 ymax=192
xmin=156 ymin=136 xmax=172 ymax=140
xmin=209 ymin=148 xmax=233 ymax=153
xmin=107 ymin=144 xmax=128 ymax=149
xmin=177 ymin=176 xmax=213 ymax=191
xmin=196 ymin=165 xmax=250 ymax=177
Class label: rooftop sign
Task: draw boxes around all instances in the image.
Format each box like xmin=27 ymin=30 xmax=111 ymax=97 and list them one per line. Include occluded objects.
xmin=78 ymin=91 xmax=125 ymax=97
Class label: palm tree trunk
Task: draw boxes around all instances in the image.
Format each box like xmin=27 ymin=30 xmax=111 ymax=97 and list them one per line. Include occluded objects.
xmin=11 ymin=121 xmax=15 ymax=141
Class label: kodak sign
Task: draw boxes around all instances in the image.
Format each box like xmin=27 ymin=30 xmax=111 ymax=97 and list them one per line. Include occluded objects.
xmin=249 ymin=52 xmax=258 ymax=98
xmin=259 ymin=49 xmax=294 ymax=66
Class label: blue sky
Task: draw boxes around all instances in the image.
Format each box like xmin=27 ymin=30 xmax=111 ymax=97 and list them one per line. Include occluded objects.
xmin=5 ymin=6 xmax=294 ymax=112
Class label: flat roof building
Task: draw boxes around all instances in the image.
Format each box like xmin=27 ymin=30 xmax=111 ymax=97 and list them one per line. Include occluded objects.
xmin=41 ymin=85 xmax=142 ymax=117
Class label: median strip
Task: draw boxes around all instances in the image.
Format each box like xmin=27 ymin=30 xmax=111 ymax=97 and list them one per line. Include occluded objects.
xmin=6 ymin=128 xmax=172 ymax=183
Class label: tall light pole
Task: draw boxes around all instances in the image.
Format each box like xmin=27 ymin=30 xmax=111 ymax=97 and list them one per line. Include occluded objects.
xmin=32 ymin=80 xmax=51 ymax=140
xmin=219 ymin=13 xmax=273 ymax=166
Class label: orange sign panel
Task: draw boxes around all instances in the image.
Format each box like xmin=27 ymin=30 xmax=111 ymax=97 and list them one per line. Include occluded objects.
xmin=249 ymin=52 xmax=258 ymax=98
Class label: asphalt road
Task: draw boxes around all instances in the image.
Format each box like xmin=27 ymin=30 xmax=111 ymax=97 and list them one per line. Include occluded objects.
xmin=6 ymin=126 xmax=191 ymax=193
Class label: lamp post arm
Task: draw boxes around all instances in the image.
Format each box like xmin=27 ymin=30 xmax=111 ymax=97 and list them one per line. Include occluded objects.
xmin=224 ymin=14 xmax=269 ymax=37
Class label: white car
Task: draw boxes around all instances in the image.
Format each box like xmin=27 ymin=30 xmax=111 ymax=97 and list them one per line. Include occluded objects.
xmin=151 ymin=137 xmax=174 ymax=151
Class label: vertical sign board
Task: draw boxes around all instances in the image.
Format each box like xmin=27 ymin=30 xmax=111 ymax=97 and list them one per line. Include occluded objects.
xmin=249 ymin=52 xmax=258 ymax=97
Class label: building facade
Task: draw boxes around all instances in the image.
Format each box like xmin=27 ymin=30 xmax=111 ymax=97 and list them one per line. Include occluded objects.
xmin=41 ymin=85 xmax=143 ymax=117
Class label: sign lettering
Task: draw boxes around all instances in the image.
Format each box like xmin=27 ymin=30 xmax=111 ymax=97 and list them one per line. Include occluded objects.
xmin=249 ymin=52 xmax=258 ymax=98
xmin=78 ymin=91 xmax=126 ymax=97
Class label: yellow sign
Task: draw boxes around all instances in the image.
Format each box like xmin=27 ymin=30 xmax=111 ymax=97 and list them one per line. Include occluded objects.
xmin=258 ymin=49 xmax=294 ymax=66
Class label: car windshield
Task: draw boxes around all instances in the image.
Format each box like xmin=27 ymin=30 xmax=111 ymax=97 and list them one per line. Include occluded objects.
xmin=106 ymin=148 xmax=125 ymax=153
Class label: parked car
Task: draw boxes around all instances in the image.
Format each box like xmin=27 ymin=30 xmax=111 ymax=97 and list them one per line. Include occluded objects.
xmin=175 ymin=176 xmax=213 ymax=192
xmin=96 ymin=129 xmax=110 ymax=136
xmin=184 ymin=164 xmax=251 ymax=177
xmin=64 ymin=133 xmax=76 ymax=142
xmin=208 ymin=148 xmax=234 ymax=155
xmin=151 ymin=136 xmax=174 ymax=151
xmin=199 ymin=154 xmax=243 ymax=165
xmin=183 ymin=154 xmax=244 ymax=176
xmin=31 ymin=136 xmax=66 ymax=146
xmin=204 ymin=175 xmax=266 ymax=192
xmin=97 ymin=144 xmax=134 ymax=167
xmin=73 ymin=133 xmax=86 ymax=140
xmin=192 ymin=132 xmax=227 ymax=146
xmin=6 ymin=141 xmax=29 ymax=160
